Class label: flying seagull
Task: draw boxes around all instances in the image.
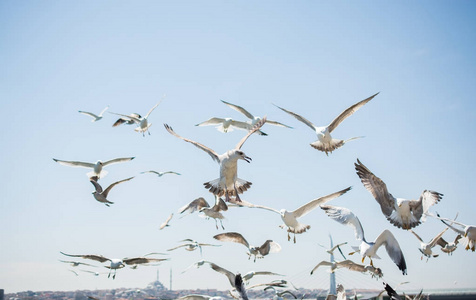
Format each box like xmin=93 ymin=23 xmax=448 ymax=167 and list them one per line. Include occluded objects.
xmin=409 ymin=228 xmax=448 ymax=260
xmin=318 ymin=241 xmax=348 ymax=260
xmin=178 ymin=197 xmax=211 ymax=217
xmin=310 ymin=259 xmax=383 ymax=279
xmin=200 ymin=196 xmax=229 ymax=229
xmin=167 ymin=239 xmax=221 ymax=256
xmin=236 ymin=187 xmax=351 ymax=243
xmin=429 ymin=212 xmax=476 ymax=252
xmin=320 ymin=205 xmax=407 ymax=275
xmin=383 ymin=282 xmax=424 ymax=300
xmin=197 ymin=261 xmax=249 ymax=300
xmin=264 ymin=286 xmax=298 ymax=300
xmin=221 ymin=100 xmax=292 ymax=133
xmin=110 ymin=96 xmax=165 ymax=136
xmin=355 ymin=159 xmax=443 ymax=229
xmin=196 ymin=117 xmax=268 ymax=136
xmin=60 ymin=251 xmax=168 ymax=279
xmin=213 ymin=232 xmax=281 ymax=262
xmin=164 ymin=117 xmax=266 ymax=202
xmin=79 ymin=106 xmax=109 ymax=122
xmin=160 ymin=213 xmax=173 ymax=230
xmin=52 ymin=157 xmax=135 ymax=180
xmin=90 ymin=177 xmax=134 ymax=206
xmin=112 ymin=113 xmax=142 ymax=127
xmin=274 ymin=92 xmax=378 ymax=155
xmin=141 ymin=170 xmax=181 ymax=177
xmin=59 ymin=260 xmax=98 ymax=268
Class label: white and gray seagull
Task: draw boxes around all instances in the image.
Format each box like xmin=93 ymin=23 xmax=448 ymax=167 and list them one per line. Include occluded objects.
xmin=52 ymin=157 xmax=135 ymax=180
xmin=200 ymin=196 xmax=229 ymax=229
xmin=196 ymin=117 xmax=268 ymax=136
xmin=355 ymin=159 xmax=443 ymax=229
xmin=141 ymin=170 xmax=181 ymax=177
xmin=320 ymin=205 xmax=407 ymax=275
xmin=196 ymin=261 xmax=249 ymax=300
xmin=59 ymin=260 xmax=98 ymax=268
xmin=79 ymin=105 xmax=109 ymax=122
xmin=221 ymin=100 xmax=292 ymax=135
xmin=110 ymin=96 xmax=165 ymax=136
xmin=167 ymin=239 xmax=221 ymax=256
xmin=310 ymin=259 xmax=383 ymax=279
xmin=409 ymin=228 xmax=448 ymax=260
xmin=429 ymin=212 xmax=476 ymax=252
xmin=90 ymin=177 xmax=134 ymax=206
xmin=60 ymin=251 xmax=169 ymax=279
xmin=213 ymin=232 xmax=281 ymax=262
xmin=236 ymin=187 xmax=351 ymax=243
xmin=274 ymin=93 xmax=378 ymax=155
xmin=178 ymin=197 xmax=211 ymax=217
xmin=112 ymin=113 xmax=142 ymax=127
xmin=164 ymin=118 xmax=266 ymax=202
xmin=159 ymin=213 xmax=174 ymax=230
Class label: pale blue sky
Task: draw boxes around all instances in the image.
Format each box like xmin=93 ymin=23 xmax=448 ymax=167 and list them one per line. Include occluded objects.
xmin=1 ymin=0 xmax=475 ymax=294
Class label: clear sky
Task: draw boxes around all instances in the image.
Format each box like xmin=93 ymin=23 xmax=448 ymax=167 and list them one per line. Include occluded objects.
xmin=1 ymin=0 xmax=475 ymax=295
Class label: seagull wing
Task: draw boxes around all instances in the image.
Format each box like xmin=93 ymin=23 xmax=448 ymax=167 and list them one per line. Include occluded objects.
xmin=258 ymin=240 xmax=281 ymax=256
xmin=213 ymin=196 xmax=229 ymax=212
xmin=160 ymin=213 xmax=174 ymax=229
xmin=428 ymin=227 xmax=449 ymax=247
xmin=123 ymin=257 xmax=168 ymax=265
xmin=99 ymin=105 xmax=109 ymax=116
xmin=221 ymin=100 xmax=254 ymax=119
xmin=335 ymin=260 xmax=366 ymax=272
xmin=431 ymin=213 xmax=466 ymax=234
xmin=320 ymin=205 xmax=365 ymax=242
xmin=292 ymin=187 xmax=352 ymax=218
xmin=265 ymin=119 xmax=293 ymax=128
xmin=409 ymin=190 xmax=443 ymax=222
xmin=167 ymin=244 xmax=189 ymax=251
xmin=178 ymin=295 xmax=211 ymax=300
xmin=196 ymin=117 xmax=228 ymax=126
xmin=164 ymin=124 xmax=220 ymax=163
xmin=273 ymin=104 xmax=317 ymax=132
xmin=208 ymin=262 xmax=236 ymax=288
xmin=109 ymin=112 xmax=141 ymax=123
xmin=178 ymin=197 xmax=210 ymax=214
xmin=384 ymin=283 xmax=404 ymax=300
xmin=355 ymin=159 xmax=396 ymax=218
xmin=373 ymin=230 xmax=407 ymax=275
xmin=102 ymin=157 xmax=135 ymax=166
xmin=214 ymin=232 xmax=250 ymax=249
xmin=235 ymin=117 xmax=267 ymax=150
xmin=328 ymin=92 xmax=378 ymax=133
xmin=310 ymin=261 xmax=333 ymax=274
xmin=329 ymin=242 xmax=348 ymax=254
xmin=102 ymin=177 xmax=134 ymax=198
xmin=436 ymin=236 xmax=448 ymax=248
xmin=79 ymin=111 xmax=100 ymax=119
xmin=409 ymin=230 xmax=424 ymax=243
xmin=141 ymin=170 xmax=160 ymax=175
xmin=230 ymin=199 xmax=280 ymax=214
xmin=90 ymin=180 xmax=103 ymax=193
xmin=60 ymin=251 xmax=110 ymax=263
xmin=53 ymin=159 xmax=95 ymax=169
xmin=145 ymin=98 xmax=163 ymax=119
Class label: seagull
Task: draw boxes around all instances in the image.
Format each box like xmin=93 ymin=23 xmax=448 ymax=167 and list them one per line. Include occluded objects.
xmin=221 ymin=100 xmax=292 ymax=134
xmin=159 ymin=213 xmax=173 ymax=230
xmin=167 ymin=239 xmax=221 ymax=256
xmin=112 ymin=113 xmax=142 ymax=127
xmin=59 ymin=260 xmax=98 ymax=268
xmin=60 ymin=251 xmax=169 ymax=279
xmin=141 ymin=170 xmax=181 ymax=177
xmin=200 ymin=196 xmax=229 ymax=229
xmin=79 ymin=269 xmax=108 ymax=276
xmin=110 ymin=96 xmax=165 ymax=136
xmin=383 ymin=282 xmax=424 ymax=300
xmin=178 ymin=197 xmax=211 ymax=217
xmin=430 ymin=212 xmax=476 ymax=252
xmin=355 ymin=159 xmax=443 ymax=229
xmin=90 ymin=177 xmax=134 ymax=206
xmin=236 ymin=187 xmax=351 ymax=243
xmin=164 ymin=118 xmax=266 ymax=202
xmin=318 ymin=241 xmax=348 ymax=260
xmin=274 ymin=93 xmax=378 ymax=155
xmin=437 ymin=233 xmax=462 ymax=255
xmin=196 ymin=117 xmax=268 ymax=136
xmin=79 ymin=106 xmax=109 ymax=122
xmin=310 ymin=259 xmax=383 ymax=279
xmin=181 ymin=259 xmax=210 ymax=274
xmin=52 ymin=157 xmax=135 ymax=180
xmin=178 ymin=295 xmax=224 ymax=300
xmin=213 ymin=232 xmax=281 ymax=262
xmin=264 ymin=286 xmax=298 ymax=300
xmin=197 ymin=261 xmax=249 ymax=300
xmin=409 ymin=228 xmax=448 ymax=260
xmin=320 ymin=205 xmax=407 ymax=275
xmin=68 ymin=269 xmax=79 ymax=276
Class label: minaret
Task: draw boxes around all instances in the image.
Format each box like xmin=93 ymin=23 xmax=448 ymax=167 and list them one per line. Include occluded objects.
xmin=329 ymin=234 xmax=336 ymax=295
xmin=170 ymin=268 xmax=173 ymax=290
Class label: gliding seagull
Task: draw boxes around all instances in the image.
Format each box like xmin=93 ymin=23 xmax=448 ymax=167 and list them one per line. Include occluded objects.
xmin=409 ymin=228 xmax=448 ymax=260
xmin=196 ymin=117 xmax=268 ymax=136
xmin=90 ymin=177 xmax=134 ymax=206
xmin=274 ymin=93 xmax=378 ymax=155
xmin=164 ymin=118 xmax=266 ymax=202
xmin=167 ymin=239 xmax=221 ymax=256
xmin=320 ymin=205 xmax=407 ymax=275
xmin=429 ymin=213 xmax=476 ymax=252
xmin=79 ymin=106 xmax=109 ymax=122
xmin=52 ymin=157 xmax=135 ymax=180
xmin=310 ymin=259 xmax=383 ymax=279
xmin=213 ymin=232 xmax=281 ymax=262
xmin=141 ymin=170 xmax=181 ymax=177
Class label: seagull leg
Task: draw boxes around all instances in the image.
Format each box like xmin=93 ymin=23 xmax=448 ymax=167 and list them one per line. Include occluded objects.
xmin=293 ymin=234 xmax=296 ymax=243
xmin=214 ymin=219 xmax=218 ymax=230
xmin=370 ymin=258 xmax=374 ymax=267
xmin=233 ymin=184 xmax=242 ymax=202
xmin=287 ymin=232 xmax=291 ymax=241
xmin=220 ymin=219 xmax=225 ymax=230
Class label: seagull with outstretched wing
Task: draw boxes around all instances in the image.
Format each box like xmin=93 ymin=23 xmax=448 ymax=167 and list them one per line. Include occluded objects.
xmin=79 ymin=106 xmax=109 ymax=122
xmin=90 ymin=177 xmax=134 ymax=206
xmin=213 ymin=232 xmax=281 ymax=262
xmin=52 ymin=157 xmax=135 ymax=180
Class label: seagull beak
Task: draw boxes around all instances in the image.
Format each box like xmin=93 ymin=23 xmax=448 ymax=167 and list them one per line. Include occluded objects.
xmin=361 ymin=257 xmax=365 ymax=263
xmin=243 ymin=155 xmax=252 ymax=163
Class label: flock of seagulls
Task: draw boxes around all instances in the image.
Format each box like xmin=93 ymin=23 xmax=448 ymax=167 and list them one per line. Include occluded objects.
xmin=52 ymin=93 xmax=472 ymax=299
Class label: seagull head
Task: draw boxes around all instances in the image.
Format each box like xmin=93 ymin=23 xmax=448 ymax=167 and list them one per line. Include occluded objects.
xmin=234 ymin=150 xmax=252 ymax=163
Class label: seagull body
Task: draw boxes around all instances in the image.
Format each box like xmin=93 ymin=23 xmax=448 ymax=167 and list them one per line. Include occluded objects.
xmin=240 ymin=187 xmax=351 ymax=243
xmin=221 ymin=100 xmax=292 ymax=135
xmin=164 ymin=118 xmax=266 ymax=202
xmin=60 ymin=251 xmax=168 ymax=279
xmin=52 ymin=157 xmax=135 ymax=180
xmin=112 ymin=113 xmax=142 ymax=127
xmin=196 ymin=117 xmax=268 ymax=136
xmin=90 ymin=177 xmax=134 ymax=206
xmin=310 ymin=259 xmax=383 ymax=278
xmin=167 ymin=239 xmax=221 ymax=256
xmin=320 ymin=205 xmax=407 ymax=275
xmin=160 ymin=213 xmax=173 ymax=230
xmin=409 ymin=228 xmax=448 ymax=260
xmin=79 ymin=106 xmax=109 ymax=122
xmin=196 ymin=261 xmax=249 ymax=300
xmin=200 ymin=196 xmax=229 ymax=229
xmin=437 ymin=234 xmax=462 ymax=255
xmin=430 ymin=213 xmax=476 ymax=252
xmin=141 ymin=170 xmax=181 ymax=177
xmin=179 ymin=197 xmax=211 ymax=217
xmin=213 ymin=232 xmax=281 ymax=262
xmin=355 ymin=159 xmax=442 ymax=229
xmin=274 ymin=93 xmax=378 ymax=155
xmin=59 ymin=260 xmax=98 ymax=268
xmin=111 ymin=97 xmax=164 ymax=136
